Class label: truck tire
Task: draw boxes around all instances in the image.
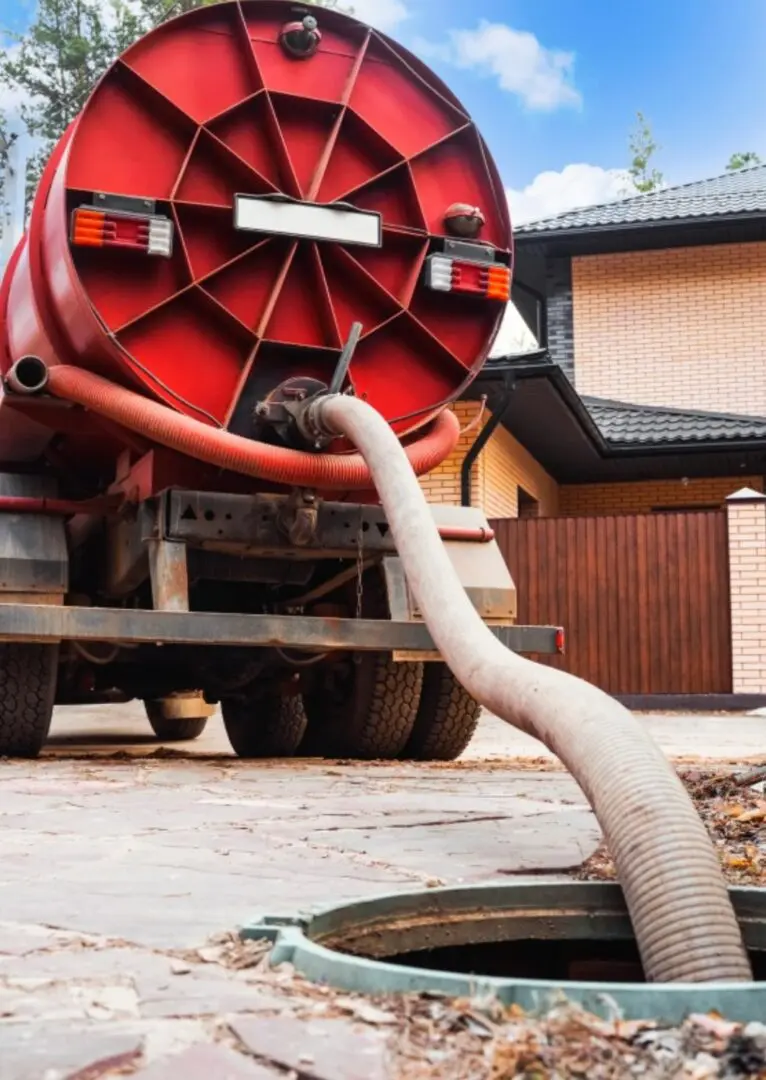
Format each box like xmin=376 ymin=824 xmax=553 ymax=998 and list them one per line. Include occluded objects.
xmin=144 ymin=701 xmax=208 ymax=742
xmin=303 ymin=654 xmax=423 ymax=760
xmin=0 ymin=643 xmax=58 ymax=759
xmin=401 ymin=664 xmax=482 ymax=761
xmin=222 ymin=692 xmax=307 ymax=759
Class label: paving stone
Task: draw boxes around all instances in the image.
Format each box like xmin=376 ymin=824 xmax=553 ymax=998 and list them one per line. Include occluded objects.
xmin=132 ymin=1043 xmax=281 ymax=1079
xmin=139 ymin=982 xmax=287 ymax=1020
xmin=0 ymin=1024 xmax=143 ymax=1080
xmin=230 ymin=1014 xmax=390 ymax=1080
xmin=0 ymin=978 xmax=139 ymax=1022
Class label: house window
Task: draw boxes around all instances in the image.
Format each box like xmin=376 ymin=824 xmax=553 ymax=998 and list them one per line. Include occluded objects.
xmin=518 ymin=487 xmax=540 ymax=519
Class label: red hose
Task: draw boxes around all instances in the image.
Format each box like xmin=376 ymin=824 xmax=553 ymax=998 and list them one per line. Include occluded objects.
xmin=45 ymin=366 xmax=460 ymax=490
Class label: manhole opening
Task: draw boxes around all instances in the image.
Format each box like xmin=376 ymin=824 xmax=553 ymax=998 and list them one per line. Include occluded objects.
xmin=379 ymin=938 xmax=766 ymax=984
xmin=311 ymin=890 xmax=766 ymax=986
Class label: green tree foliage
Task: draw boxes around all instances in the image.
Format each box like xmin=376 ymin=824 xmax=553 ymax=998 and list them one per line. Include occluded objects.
xmin=628 ymin=111 xmax=664 ymax=193
xmin=0 ymin=0 xmax=221 ymax=206
xmin=726 ymin=151 xmax=762 ymax=171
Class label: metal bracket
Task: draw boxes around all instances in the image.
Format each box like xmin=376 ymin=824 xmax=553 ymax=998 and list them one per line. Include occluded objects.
xmin=147 ymin=538 xmax=189 ymax=613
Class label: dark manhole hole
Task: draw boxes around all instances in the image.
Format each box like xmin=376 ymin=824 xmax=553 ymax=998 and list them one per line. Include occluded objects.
xmin=243 ymin=881 xmax=766 ymax=1022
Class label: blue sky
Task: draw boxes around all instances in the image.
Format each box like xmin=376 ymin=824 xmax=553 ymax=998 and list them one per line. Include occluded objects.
xmin=3 ymin=0 xmax=766 ymax=221
xmin=414 ymin=0 xmax=766 ymax=187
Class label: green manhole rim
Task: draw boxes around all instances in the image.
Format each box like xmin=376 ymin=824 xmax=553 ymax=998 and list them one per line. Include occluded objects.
xmin=241 ymin=879 xmax=766 ymax=1023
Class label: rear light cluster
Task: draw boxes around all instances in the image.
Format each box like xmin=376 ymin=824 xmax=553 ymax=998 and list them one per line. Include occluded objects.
xmin=425 ymin=254 xmax=511 ymax=303
xmin=70 ymin=207 xmax=173 ymax=257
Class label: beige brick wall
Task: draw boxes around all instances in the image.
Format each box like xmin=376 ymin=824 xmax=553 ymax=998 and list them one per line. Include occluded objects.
xmin=572 ymin=242 xmax=766 ymax=416
xmin=419 ymin=402 xmax=481 ymax=507
xmin=727 ymin=493 xmax=766 ymax=693
xmin=419 ymin=403 xmax=559 ymax=517
xmin=559 ymin=476 xmax=764 ymax=517
xmin=477 ymin=424 xmax=559 ymax=518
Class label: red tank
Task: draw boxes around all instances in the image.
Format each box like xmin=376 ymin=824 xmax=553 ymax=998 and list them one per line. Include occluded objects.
xmin=0 ymin=0 xmax=511 ymax=485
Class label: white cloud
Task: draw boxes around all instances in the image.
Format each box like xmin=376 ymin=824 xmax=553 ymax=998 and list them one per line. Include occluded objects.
xmin=420 ymin=20 xmax=580 ymax=111
xmin=506 ymin=163 xmax=631 ymax=225
xmin=348 ymin=0 xmax=410 ymax=33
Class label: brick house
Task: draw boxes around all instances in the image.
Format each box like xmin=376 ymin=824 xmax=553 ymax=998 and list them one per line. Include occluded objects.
xmin=421 ymin=164 xmax=766 ymax=702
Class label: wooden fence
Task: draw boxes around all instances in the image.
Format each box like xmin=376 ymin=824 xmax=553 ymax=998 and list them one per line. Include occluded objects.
xmin=492 ymin=510 xmax=732 ymax=695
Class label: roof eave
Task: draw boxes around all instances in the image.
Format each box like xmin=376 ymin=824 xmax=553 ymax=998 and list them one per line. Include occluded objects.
xmin=514 ymin=208 xmax=766 ymax=245
xmin=478 ymin=358 xmax=766 ymax=456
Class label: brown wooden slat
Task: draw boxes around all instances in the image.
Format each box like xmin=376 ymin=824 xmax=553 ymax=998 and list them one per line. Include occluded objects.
xmin=491 ymin=510 xmax=732 ymax=695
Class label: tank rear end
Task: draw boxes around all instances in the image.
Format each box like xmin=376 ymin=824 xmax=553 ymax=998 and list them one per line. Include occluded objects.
xmin=0 ymin=2 xmax=559 ymax=762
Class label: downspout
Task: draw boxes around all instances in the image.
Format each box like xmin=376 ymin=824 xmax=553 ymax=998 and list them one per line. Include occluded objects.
xmin=460 ymin=374 xmax=514 ymax=507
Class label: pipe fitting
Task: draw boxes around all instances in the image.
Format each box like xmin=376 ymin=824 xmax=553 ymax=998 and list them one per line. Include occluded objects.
xmin=5 ymin=355 xmax=49 ymax=395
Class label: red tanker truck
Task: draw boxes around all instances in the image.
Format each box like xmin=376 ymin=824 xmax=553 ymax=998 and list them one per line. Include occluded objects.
xmin=0 ymin=0 xmax=559 ymax=760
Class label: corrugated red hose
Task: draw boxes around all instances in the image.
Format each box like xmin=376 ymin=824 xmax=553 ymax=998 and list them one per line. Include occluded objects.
xmin=45 ymin=366 xmax=460 ymax=490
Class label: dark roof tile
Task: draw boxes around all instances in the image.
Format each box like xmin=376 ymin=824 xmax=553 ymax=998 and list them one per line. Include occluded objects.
xmin=583 ymin=395 xmax=766 ymax=445
xmin=515 ymin=163 xmax=766 ymax=235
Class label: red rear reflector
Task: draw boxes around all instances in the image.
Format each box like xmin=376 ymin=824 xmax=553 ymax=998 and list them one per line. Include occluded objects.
xmin=70 ymin=207 xmax=173 ymax=257
xmin=555 ymin=627 xmax=566 ymax=654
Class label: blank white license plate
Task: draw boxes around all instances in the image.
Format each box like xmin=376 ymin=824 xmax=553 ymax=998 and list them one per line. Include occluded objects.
xmin=234 ymin=195 xmax=382 ymax=248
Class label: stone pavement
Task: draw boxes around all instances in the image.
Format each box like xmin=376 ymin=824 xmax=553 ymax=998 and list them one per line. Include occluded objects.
xmin=0 ymin=703 xmax=761 ymax=1077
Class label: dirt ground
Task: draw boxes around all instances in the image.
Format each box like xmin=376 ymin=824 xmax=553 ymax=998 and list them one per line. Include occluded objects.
xmin=0 ymin=704 xmax=763 ymax=1078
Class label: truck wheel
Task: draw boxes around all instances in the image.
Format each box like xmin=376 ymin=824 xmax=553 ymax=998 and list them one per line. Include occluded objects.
xmin=222 ymin=692 xmax=307 ymax=759
xmin=0 ymin=643 xmax=58 ymax=759
xmin=400 ymin=664 xmax=482 ymax=761
xmin=303 ymin=654 xmax=423 ymax=760
xmin=144 ymin=701 xmax=208 ymax=742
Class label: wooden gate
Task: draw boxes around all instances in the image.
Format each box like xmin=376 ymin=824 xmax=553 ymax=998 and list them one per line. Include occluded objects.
xmin=492 ymin=511 xmax=732 ymax=695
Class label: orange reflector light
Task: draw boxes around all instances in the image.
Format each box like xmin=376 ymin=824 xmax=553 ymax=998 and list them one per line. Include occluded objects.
xmin=425 ymin=254 xmax=511 ymax=303
xmin=70 ymin=207 xmax=173 ymax=257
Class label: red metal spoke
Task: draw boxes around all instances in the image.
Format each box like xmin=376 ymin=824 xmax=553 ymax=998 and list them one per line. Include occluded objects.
xmin=113 ymin=282 xmax=197 ymax=336
xmin=201 ymin=129 xmax=280 ymax=195
xmin=395 ymin=121 xmax=474 ymax=167
xmin=325 ymin=244 xmax=405 ymax=314
xmin=394 ymin=309 xmax=465 ymax=368
xmin=121 ymin=4 xmax=261 ymax=125
xmin=344 ymin=35 xmax=468 ymax=162
xmin=197 ymin=286 xmax=259 ymax=339
xmin=170 ymin=128 xmax=202 ymax=202
xmin=192 ymin=237 xmax=273 ymax=291
xmin=115 ymin=60 xmax=200 ymax=135
xmin=172 ymin=202 xmax=269 ymax=282
xmin=169 ymin=203 xmax=194 ymax=279
xmin=260 ymin=91 xmax=302 ymax=200
xmin=331 ymin=161 xmax=428 ymax=233
xmin=201 ymin=89 xmax=267 ymax=133
xmin=234 ymin=0 xmax=266 ymax=93
xmin=310 ymin=244 xmax=342 ymax=349
xmin=256 ymin=240 xmax=298 ymax=339
xmin=369 ymin=31 xmax=470 ymax=121
xmin=320 ymin=244 xmax=404 ymax=344
xmin=307 ymin=29 xmax=371 ymax=201
xmin=222 ymin=241 xmax=299 ymax=427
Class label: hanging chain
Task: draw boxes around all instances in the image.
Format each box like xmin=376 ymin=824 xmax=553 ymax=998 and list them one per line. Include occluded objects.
xmin=355 ymin=513 xmax=364 ymax=621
